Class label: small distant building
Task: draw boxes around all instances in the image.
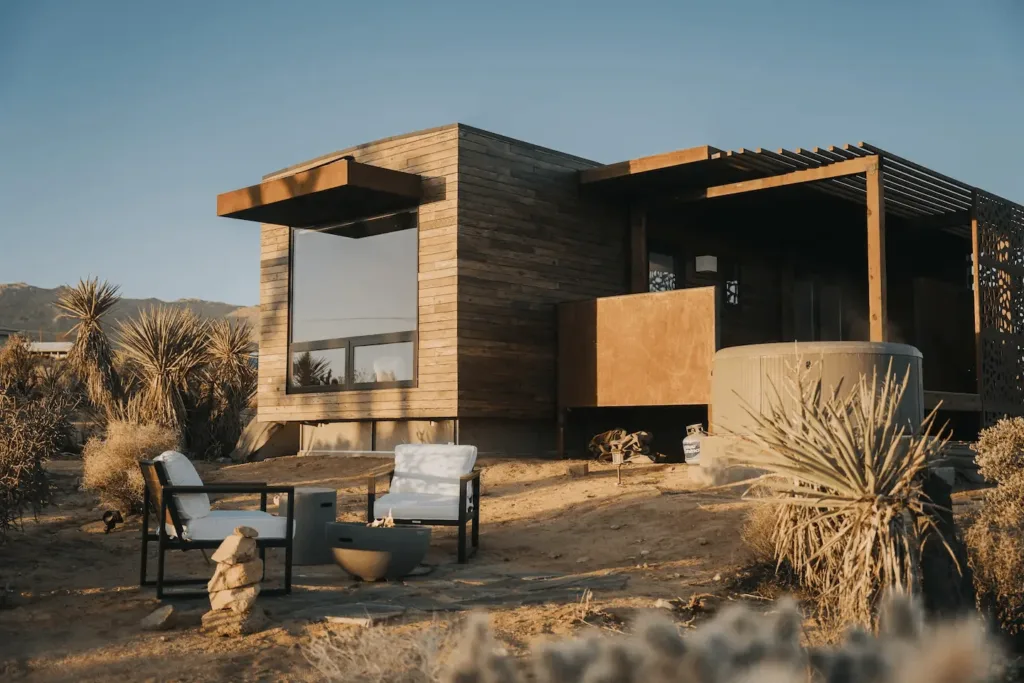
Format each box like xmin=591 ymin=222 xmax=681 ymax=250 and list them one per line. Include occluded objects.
xmin=28 ymin=341 xmax=72 ymax=360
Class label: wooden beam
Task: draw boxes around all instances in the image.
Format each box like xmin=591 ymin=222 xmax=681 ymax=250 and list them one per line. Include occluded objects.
xmin=579 ymin=145 xmax=720 ymax=185
xmin=971 ymin=191 xmax=984 ymax=401
xmin=629 ymin=205 xmax=649 ymax=293
xmin=866 ymin=160 xmax=888 ymax=342
xmin=673 ymin=155 xmax=879 ymax=202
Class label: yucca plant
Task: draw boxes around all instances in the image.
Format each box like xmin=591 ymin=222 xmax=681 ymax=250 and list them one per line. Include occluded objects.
xmin=195 ymin=319 xmax=257 ymax=458
xmin=737 ymin=361 xmax=952 ymax=632
xmin=115 ymin=306 xmax=209 ymax=432
xmin=55 ymin=278 xmax=122 ymax=416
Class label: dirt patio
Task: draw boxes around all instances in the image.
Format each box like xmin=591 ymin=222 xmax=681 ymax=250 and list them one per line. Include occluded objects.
xmin=0 ymin=454 xmax=760 ymax=682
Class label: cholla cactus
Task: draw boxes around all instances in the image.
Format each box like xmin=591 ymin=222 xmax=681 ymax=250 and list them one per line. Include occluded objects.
xmin=439 ymin=594 xmax=999 ymax=683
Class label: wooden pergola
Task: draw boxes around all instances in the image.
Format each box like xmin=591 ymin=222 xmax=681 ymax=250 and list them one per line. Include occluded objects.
xmin=580 ymin=143 xmax=1024 ymax=425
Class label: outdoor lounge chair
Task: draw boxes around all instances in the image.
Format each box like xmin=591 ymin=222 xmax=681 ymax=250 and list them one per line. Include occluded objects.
xmin=366 ymin=443 xmax=481 ymax=563
xmin=139 ymin=451 xmax=295 ymax=599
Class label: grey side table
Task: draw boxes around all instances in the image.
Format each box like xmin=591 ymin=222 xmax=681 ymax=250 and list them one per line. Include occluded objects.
xmin=284 ymin=487 xmax=337 ymax=565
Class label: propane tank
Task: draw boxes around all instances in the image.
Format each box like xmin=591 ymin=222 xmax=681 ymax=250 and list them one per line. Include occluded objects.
xmin=682 ymin=423 xmax=706 ymax=465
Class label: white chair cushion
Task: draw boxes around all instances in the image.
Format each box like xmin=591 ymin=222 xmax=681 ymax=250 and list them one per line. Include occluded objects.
xmin=168 ymin=510 xmax=293 ymax=542
xmin=154 ymin=451 xmax=210 ymax=520
xmin=391 ymin=444 xmax=477 ymax=498
xmin=374 ymin=492 xmax=469 ymax=522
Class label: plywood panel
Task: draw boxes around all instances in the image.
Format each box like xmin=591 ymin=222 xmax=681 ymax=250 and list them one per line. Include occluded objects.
xmin=558 ymin=287 xmax=718 ymax=408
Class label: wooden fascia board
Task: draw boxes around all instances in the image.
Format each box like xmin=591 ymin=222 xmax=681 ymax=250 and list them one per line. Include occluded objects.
xmin=579 ymin=145 xmax=720 ymax=185
xmin=216 ymin=159 xmax=422 ymax=218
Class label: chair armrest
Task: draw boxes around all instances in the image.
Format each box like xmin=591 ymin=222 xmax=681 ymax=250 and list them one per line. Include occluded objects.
xmin=460 ymin=468 xmax=482 ymax=483
xmin=367 ymin=465 xmax=396 ymax=495
xmin=163 ymin=484 xmax=294 ymax=495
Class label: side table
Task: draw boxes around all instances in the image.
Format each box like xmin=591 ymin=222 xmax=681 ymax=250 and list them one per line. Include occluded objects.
xmin=283 ymin=487 xmax=337 ymax=565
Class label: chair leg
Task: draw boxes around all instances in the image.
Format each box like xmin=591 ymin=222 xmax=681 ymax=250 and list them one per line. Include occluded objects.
xmin=156 ymin=538 xmax=167 ymax=600
xmin=140 ymin=533 xmax=149 ymax=587
xmin=259 ymin=546 xmax=267 ymax=581
xmin=457 ymin=520 xmax=467 ymax=564
xmin=472 ymin=506 xmax=480 ymax=552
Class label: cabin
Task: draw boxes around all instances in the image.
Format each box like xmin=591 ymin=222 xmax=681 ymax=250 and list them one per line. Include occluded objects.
xmin=216 ymin=124 xmax=1024 ymax=457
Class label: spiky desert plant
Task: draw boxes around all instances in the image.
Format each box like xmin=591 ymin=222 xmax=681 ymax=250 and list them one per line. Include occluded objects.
xmin=737 ymin=361 xmax=951 ymax=632
xmin=292 ymin=350 xmax=329 ymax=386
xmin=115 ymin=305 xmax=209 ymax=431
xmin=55 ymin=278 xmax=122 ymax=415
xmin=195 ymin=319 xmax=257 ymax=457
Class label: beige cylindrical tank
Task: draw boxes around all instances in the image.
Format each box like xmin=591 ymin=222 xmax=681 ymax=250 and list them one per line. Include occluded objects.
xmin=710 ymin=341 xmax=924 ymax=437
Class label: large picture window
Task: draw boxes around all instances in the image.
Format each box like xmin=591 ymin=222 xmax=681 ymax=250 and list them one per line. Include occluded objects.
xmin=288 ymin=211 xmax=417 ymax=393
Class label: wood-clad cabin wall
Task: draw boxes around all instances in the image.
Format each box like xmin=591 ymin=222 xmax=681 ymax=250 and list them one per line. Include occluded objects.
xmin=257 ymin=125 xmax=460 ymax=423
xmin=456 ymin=126 xmax=628 ymax=419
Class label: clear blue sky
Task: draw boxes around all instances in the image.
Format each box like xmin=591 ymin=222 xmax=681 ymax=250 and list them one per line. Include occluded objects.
xmin=1 ymin=1 xmax=1021 ymax=306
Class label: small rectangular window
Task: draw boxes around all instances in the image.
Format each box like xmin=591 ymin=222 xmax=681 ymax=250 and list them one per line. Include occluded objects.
xmin=353 ymin=342 xmax=415 ymax=386
xmin=649 ymin=251 xmax=676 ymax=292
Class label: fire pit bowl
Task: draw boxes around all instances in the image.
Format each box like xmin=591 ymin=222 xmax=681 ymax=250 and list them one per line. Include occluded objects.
xmin=326 ymin=521 xmax=432 ymax=582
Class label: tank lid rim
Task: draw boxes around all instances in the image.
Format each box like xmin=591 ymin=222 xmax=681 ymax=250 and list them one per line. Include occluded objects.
xmin=714 ymin=341 xmax=923 ymax=359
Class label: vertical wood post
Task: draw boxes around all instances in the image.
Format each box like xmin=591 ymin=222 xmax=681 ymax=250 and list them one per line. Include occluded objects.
xmin=629 ymin=205 xmax=648 ymax=293
xmin=970 ymin=191 xmax=983 ymax=400
xmin=865 ymin=159 xmax=888 ymax=342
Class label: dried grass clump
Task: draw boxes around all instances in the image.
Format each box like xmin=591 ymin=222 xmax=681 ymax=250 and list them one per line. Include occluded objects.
xmin=422 ymin=594 xmax=998 ymax=683
xmin=966 ymin=418 xmax=1024 ymax=634
xmin=736 ymin=362 xmax=949 ymax=632
xmin=82 ymin=421 xmax=179 ymax=513
xmin=304 ymin=619 xmax=455 ymax=683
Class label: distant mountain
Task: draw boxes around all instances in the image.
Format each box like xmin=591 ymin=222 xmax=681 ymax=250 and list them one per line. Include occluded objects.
xmin=0 ymin=283 xmax=258 ymax=341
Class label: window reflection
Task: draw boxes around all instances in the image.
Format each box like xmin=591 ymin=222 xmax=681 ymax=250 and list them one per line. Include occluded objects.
xmin=353 ymin=342 xmax=414 ymax=384
xmin=290 ymin=348 xmax=346 ymax=388
xmin=287 ymin=211 xmax=418 ymax=393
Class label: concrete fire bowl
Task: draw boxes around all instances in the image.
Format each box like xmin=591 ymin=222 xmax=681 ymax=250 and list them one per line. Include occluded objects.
xmin=326 ymin=522 xmax=432 ymax=582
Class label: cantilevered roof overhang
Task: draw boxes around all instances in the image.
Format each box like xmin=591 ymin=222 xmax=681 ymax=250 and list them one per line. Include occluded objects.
xmin=217 ymin=157 xmax=423 ymax=228
xmin=580 ymin=142 xmax=978 ymax=231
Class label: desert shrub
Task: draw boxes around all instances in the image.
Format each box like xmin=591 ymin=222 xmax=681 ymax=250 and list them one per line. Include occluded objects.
xmin=304 ymin=618 xmax=454 ymax=683
xmin=974 ymin=417 xmax=1024 ymax=485
xmin=82 ymin=421 xmax=179 ymax=513
xmin=736 ymin=363 xmax=949 ymax=633
xmin=741 ymin=503 xmax=780 ymax=567
xmin=967 ymin=418 xmax=1024 ymax=635
xmin=305 ymin=594 xmax=999 ymax=683
xmin=0 ymin=335 xmax=80 ymax=542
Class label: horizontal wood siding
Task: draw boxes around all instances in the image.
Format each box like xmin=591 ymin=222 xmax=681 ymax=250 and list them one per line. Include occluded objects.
xmin=257 ymin=126 xmax=459 ymax=422
xmin=456 ymin=126 xmax=628 ymax=418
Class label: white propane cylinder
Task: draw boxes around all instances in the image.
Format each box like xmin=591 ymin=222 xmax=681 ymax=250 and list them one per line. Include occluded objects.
xmin=682 ymin=424 xmax=706 ymax=465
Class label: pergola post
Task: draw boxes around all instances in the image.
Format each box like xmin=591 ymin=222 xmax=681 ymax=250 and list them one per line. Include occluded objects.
xmin=970 ymin=190 xmax=983 ymax=399
xmin=629 ymin=205 xmax=648 ymax=293
xmin=865 ymin=159 xmax=888 ymax=342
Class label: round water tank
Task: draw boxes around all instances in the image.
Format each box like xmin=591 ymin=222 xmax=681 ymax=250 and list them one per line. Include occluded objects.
xmin=710 ymin=341 xmax=923 ymax=436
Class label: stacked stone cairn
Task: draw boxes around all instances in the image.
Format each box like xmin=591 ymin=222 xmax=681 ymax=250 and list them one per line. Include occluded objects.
xmin=201 ymin=526 xmax=268 ymax=636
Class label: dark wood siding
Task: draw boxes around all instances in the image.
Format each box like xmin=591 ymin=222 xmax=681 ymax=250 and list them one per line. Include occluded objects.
xmin=257 ymin=125 xmax=459 ymax=422
xmin=456 ymin=126 xmax=628 ymax=418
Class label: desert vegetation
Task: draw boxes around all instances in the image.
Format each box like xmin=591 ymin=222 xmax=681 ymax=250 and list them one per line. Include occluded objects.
xmin=0 ymin=334 xmax=80 ymax=541
xmin=0 ymin=277 xmax=257 ymax=535
xmin=967 ymin=417 xmax=1024 ymax=635
xmin=305 ymin=594 xmax=998 ymax=683
xmin=734 ymin=363 xmax=955 ymax=633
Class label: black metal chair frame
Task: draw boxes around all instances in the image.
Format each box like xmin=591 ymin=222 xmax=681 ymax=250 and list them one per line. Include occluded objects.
xmin=366 ymin=466 xmax=481 ymax=563
xmin=139 ymin=459 xmax=295 ymax=599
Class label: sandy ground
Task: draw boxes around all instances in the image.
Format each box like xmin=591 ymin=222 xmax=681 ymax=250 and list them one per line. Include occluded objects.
xmin=0 ymin=454 xmax=757 ymax=682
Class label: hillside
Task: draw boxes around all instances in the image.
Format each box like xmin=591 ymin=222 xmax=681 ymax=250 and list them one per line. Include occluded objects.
xmin=0 ymin=283 xmax=258 ymax=341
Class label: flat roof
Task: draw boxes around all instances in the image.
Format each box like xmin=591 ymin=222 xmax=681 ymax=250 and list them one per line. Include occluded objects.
xmin=217 ymin=157 xmax=422 ymax=228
